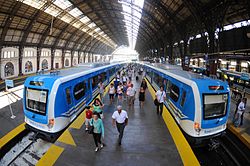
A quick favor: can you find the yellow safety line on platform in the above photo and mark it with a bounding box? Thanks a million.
[36,144,64,166]
[145,79,200,166]
[0,123,25,149]
[228,124,250,149]
[70,111,86,129]
[57,129,76,146]
[38,77,116,164]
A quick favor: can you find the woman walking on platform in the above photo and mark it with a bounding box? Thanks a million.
[108,83,116,104]
[92,98,104,119]
[90,112,105,152]
[139,87,145,108]
[117,82,123,105]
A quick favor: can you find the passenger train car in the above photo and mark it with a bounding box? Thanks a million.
[23,63,123,140]
[143,63,230,144]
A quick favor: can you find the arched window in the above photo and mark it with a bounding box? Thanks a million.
[65,59,69,67]
[73,59,77,65]
[4,62,14,77]
[41,59,48,69]
[25,61,33,72]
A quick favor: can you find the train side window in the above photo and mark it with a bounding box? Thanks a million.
[92,75,99,89]
[180,90,186,107]
[99,72,107,82]
[65,87,72,105]
[73,82,86,100]
[153,72,163,86]
[169,82,179,102]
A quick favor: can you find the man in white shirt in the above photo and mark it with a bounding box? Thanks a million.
[126,84,136,106]
[112,105,128,145]
[155,86,166,115]
[234,98,246,127]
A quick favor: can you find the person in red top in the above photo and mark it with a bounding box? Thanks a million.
[85,106,93,131]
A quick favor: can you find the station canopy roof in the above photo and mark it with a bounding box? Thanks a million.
[0,0,249,55]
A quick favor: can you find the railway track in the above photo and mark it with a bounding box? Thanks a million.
[0,132,52,166]
[193,129,250,166]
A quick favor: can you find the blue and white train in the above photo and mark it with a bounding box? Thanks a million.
[23,63,123,140]
[143,63,230,144]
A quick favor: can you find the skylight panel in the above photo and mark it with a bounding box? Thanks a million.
[23,0,46,9]
[119,0,145,49]
[73,21,82,28]
[69,8,83,17]
[94,27,101,32]
[61,14,74,24]
[54,0,72,10]
[44,5,61,17]
[80,16,91,24]
[88,22,96,28]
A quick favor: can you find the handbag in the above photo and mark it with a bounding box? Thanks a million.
[88,126,94,134]
[88,119,94,134]
[154,98,159,106]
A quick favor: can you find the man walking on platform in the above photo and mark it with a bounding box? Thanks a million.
[112,105,128,145]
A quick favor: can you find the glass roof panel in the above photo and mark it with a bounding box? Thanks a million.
[61,14,74,24]
[80,16,91,24]
[44,5,61,17]
[88,22,96,28]
[20,0,116,48]
[73,21,82,28]
[69,7,83,17]
[54,0,72,10]
[119,0,145,49]
[22,0,46,9]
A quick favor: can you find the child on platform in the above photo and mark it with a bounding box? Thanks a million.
[85,106,93,131]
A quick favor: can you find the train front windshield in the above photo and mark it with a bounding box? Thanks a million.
[203,94,228,119]
[25,88,48,115]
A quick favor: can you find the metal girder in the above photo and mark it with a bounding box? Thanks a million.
[84,0,126,45]
[20,2,51,46]
[80,4,165,42]
[181,0,203,27]
[0,1,22,46]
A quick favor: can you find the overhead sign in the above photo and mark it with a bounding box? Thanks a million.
[5,79,14,88]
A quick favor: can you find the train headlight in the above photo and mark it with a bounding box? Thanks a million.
[48,119,55,130]
[194,122,201,135]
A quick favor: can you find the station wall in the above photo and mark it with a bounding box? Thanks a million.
[0,47,104,80]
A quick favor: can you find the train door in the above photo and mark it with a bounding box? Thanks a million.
[86,79,92,103]
[64,86,74,113]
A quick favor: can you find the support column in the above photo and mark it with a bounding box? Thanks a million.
[92,53,94,62]
[61,49,65,68]
[37,47,41,72]
[88,53,91,62]
[18,46,23,76]
[51,49,55,70]
[168,44,173,64]
[0,47,2,80]
[78,51,80,64]
[236,60,241,72]
[83,52,86,63]
[207,29,217,76]
[70,50,74,67]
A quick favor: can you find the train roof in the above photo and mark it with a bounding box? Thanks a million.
[144,63,226,86]
[25,63,122,86]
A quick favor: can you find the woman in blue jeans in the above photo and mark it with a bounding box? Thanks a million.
[90,112,105,152]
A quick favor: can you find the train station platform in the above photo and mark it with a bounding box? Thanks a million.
[37,75,199,166]
[227,97,250,149]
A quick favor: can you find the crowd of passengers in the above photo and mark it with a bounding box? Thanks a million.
[83,64,167,152]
